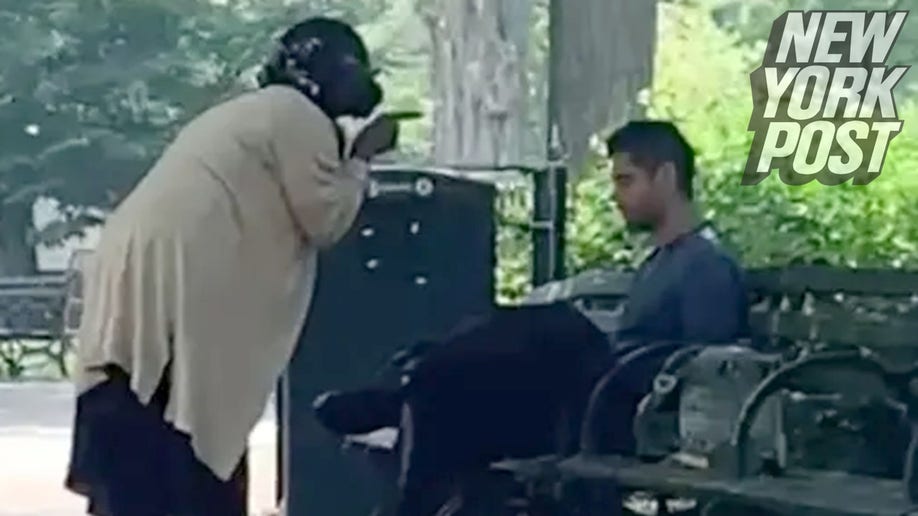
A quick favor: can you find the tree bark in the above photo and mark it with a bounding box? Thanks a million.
[550,0,658,176]
[0,202,38,276]
[420,0,534,166]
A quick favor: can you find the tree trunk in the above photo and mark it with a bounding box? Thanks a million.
[0,203,38,276]
[550,0,658,176]
[420,0,534,165]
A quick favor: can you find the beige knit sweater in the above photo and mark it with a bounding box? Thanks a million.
[73,85,368,480]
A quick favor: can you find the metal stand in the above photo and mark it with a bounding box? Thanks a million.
[532,131,567,288]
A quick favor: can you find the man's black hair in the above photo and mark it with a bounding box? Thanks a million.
[606,120,697,199]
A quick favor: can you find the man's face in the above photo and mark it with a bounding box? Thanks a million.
[610,152,664,231]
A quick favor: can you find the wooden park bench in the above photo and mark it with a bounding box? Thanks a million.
[492,264,918,516]
[0,251,91,378]
[0,273,69,377]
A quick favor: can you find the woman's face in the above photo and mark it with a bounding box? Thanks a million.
[316,53,382,119]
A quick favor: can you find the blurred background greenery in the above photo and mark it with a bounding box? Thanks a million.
[2,0,916,308]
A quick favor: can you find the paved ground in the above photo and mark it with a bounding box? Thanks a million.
[0,382,278,516]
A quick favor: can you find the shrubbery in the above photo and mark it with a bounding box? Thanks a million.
[496,3,918,303]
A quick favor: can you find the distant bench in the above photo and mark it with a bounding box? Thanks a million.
[0,251,90,378]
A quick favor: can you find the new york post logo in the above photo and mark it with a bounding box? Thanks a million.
[744,11,910,186]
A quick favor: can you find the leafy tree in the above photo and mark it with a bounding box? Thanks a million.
[1,0,255,273]
[0,0,422,274]
[564,0,918,284]
[7,0,918,305]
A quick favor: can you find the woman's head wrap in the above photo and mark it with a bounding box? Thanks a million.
[259,17,381,119]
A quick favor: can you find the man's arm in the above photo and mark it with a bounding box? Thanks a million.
[267,88,369,250]
[678,252,749,343]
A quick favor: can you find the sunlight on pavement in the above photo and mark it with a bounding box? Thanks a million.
[0,382,278,516]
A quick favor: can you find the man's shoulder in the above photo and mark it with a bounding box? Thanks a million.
[679,231,746,281]
[685,233,739,260]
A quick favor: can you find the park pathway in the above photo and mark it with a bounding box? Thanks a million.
[0,382,278,516]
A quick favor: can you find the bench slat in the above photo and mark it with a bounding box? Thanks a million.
[525,269,632,305]
[749,266,918,297]
[750,311,918,348]
[530,266,918,304]
[557,455,915,516]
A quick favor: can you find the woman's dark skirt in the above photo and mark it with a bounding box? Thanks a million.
[65,365,248,516]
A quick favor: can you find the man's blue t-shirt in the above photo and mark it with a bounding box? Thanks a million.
[615,226,749,346]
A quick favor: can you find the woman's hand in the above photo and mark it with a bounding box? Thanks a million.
[351,114,399,161]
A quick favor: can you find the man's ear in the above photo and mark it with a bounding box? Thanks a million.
[656,161,678,193]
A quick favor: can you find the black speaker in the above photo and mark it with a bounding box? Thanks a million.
[279,168,497,516]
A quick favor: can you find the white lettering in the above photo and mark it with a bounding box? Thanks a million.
[793,121,835,174]
[776,12,823,63]
[823,68,868,118]
[788,66,831,120]
[860,66,908,118]
[850,11,908,63]
[758,122,801,172]
[813,12,850,64]
[764,67,799,118]
[867,121,903,172]
[827,121,869,175]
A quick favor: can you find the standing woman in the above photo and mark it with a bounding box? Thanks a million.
[65,17,398,516]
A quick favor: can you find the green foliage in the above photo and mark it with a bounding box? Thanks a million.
[701,0,918,92]
[357,0,432,160]
[494,183,533,304]
[465,0,918,303]
[5,0,918,295]
[0,0,425,253]
[554,0,918,294]
[1,0,261,265]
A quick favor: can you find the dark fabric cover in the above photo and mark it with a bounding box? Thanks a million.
[394,302,614,515]
[66,366,248,516]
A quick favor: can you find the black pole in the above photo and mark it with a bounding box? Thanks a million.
[532,0,567,288]
[531,143,567,287]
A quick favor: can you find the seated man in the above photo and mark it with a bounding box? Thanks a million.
[315,120,749,515]
[609,121,748,347]
[587,120,750,457]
